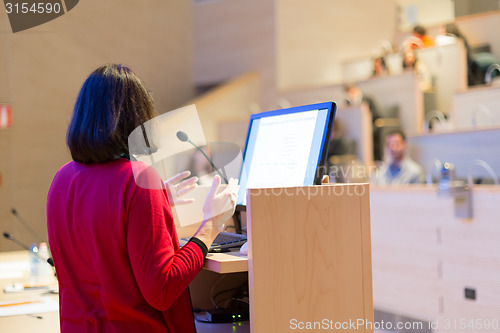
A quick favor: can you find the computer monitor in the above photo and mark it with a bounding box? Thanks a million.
[236,102,336,207]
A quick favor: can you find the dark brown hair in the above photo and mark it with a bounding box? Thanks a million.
[67,64,156,163]
[413,25,426,36]
[385,129,406,142]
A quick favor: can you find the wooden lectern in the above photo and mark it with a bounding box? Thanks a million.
[247,184,373,333]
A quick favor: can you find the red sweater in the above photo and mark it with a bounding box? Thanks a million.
[47,159,204,332]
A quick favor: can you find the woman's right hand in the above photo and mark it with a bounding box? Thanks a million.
[203,176,239,229]
[193,175,239,248]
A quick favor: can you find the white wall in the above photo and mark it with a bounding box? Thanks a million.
[193,0,276,110]
[396,0,455,31]
[277,0,398,90]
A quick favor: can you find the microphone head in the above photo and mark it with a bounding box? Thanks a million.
[11,208,17,215]
[176,131,189,142]
[47,257,54,267]
[3,232,11,239]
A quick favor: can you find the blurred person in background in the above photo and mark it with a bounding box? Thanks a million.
[344,84,383,161]
[404,24,435,50]
[436,22,474,85]
[373,129,425,185]
[402,48,433,91]
[372,56,388,77]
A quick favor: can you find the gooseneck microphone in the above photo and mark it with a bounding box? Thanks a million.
[11,208,41,242]
[3,231,30,251]
[176,131,228,183]
[2,232,54,267]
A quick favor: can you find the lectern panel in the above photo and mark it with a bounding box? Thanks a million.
[247,184,373,333]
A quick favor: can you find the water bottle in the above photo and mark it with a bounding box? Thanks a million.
[38,242,51,284]
[29,243,40,284]
[438,162,455,192]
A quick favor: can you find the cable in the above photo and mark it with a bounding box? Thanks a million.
[209,276,249,310]
[211,279,249,310]
[210,275,228,309]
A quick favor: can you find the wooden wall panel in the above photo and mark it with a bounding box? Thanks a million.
[0,0,194,251]
[189,72,259,143]
[0,8,13,250]
[280,84,345,108]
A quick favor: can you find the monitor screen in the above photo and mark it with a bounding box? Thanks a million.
[236,102,336,206]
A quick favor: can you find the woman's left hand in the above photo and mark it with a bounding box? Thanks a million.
[164,171,198,206]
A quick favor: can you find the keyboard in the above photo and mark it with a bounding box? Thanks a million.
[181,232,247,252]
[210,232,247,252]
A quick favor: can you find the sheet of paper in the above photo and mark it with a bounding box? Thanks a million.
[0,261,29,279]
[0,297,58,317]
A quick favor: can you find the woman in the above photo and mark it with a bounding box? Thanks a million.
[402,48,432,91]
[47,64,237,332]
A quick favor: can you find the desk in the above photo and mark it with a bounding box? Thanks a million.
[0,250,248,333]
[204,251,248,274]
[370,185,500,332]
[0,251,59,333]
